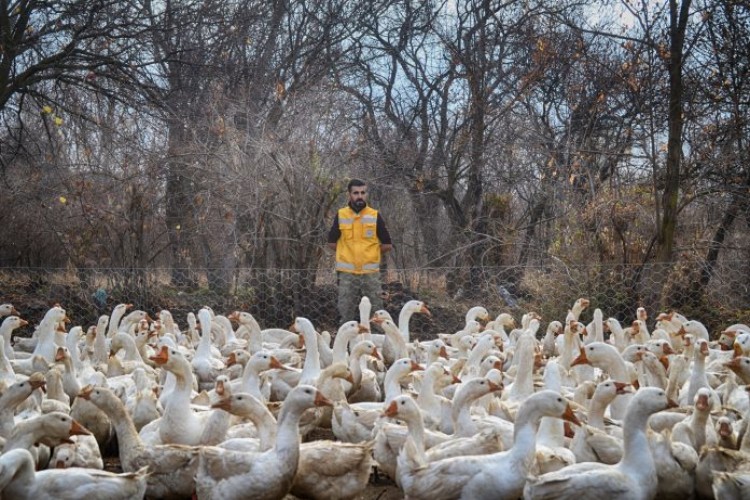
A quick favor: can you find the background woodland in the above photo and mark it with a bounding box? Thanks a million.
[0,0,749,330]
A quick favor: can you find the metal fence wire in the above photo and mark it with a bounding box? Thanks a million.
[1,259,749,337]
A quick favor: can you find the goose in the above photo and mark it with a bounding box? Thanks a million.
[501,332,537,403]
[49,430,104,469]
[672,387,718,452]
[636,349,669,389]
[44,366,70,410]
[357,295,373,343]
[605,317,629,353]
[377,300,431,365]
[648,427,699,500]
[712,470,750,499]
[193,309,226,390]
[224,350,278,402]
[78,384,203,499]
[372,317,409,363]
[416,362,459,433]
[524,387,678,500]
[347,340,382,403]
[215,392,278,451]
[541,320,563,359]
[125,379,162,432]
[535,360,577,473]
[716,415,738,450]
[11,306,67,374]
[682,338,721,410]
[397,390,580,500]
[290,316,322,386]
[194,384,332,500]
[484,312,515,344]
[0,373,47,438]
[0,448,148,500]
[377,394,504,479]
[226,349,290,402]
[105,303,132,339]
[0,303,19,316]
[4,411,91,458]
[448,320,483,349]
[1,314,28,361]
[54,346,86,403]
[0,317,20,386]
[212,314,248,356]
[68,372,115,450]
[331,358,423,442]
[571,342,632,419]
[331,320,368,365]
[309,361,355,430]
[570,380,632,464]
[373,399,453,481]
[139,344,214,446]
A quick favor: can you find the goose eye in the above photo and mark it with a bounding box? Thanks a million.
[354,411,360,417]
[400,400,405,405]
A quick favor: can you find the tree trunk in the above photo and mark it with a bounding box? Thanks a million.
[656,0,691,263]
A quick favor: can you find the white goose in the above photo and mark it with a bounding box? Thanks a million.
[1,314,28,361]
[0,373,47,438]
[194,384,332,500]
[12,306,67,374]
[78,384,203,499]
[0,317,22,386]
[570,380,632,465]
[139,345,214,446]
[524,387,678,500]
[571,342,633,419]
[0,448,148,500]
[193,309,226,390]
[397,390,580,500]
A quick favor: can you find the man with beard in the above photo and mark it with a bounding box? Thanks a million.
[327,178,393,323]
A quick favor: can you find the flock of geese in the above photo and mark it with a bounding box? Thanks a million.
[0,297,750,499]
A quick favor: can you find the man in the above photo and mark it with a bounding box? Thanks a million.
[327,179,393,322]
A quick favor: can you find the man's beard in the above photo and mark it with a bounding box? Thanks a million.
[352,199,366,211]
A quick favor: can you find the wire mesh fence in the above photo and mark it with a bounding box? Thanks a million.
[1,259,749,337]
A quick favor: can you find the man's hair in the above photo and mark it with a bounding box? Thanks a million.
[347,178,367,192]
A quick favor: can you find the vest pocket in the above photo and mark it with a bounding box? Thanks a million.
[363,222,377,239]
[341,226,354,240]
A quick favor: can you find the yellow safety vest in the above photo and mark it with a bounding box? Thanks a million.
[335,206,381,274]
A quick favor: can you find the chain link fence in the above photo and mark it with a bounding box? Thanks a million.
[2,259,749,338]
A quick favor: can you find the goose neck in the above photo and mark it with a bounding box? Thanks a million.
[620,405,654,470]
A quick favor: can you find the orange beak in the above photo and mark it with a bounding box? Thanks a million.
[571,347,589,367]
[314,391,333,407]
[69,419,92,437]
[148,345,169,365]
[382,400,398,418]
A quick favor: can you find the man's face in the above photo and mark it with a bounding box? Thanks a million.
[348,185,367,210]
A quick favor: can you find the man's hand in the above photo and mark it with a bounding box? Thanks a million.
[328,242,337,251]
[381,243,393,253]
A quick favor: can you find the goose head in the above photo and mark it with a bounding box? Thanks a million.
[351,340,381,360]
[404,300,431,317]
[593,380,633,404]
[1,315,28,333]
[0,304,19,316]
[382,394,420,421]
[520,390,582,426]
[212,392,267,417]
[286,384,333,410]
[37,411,92,442]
